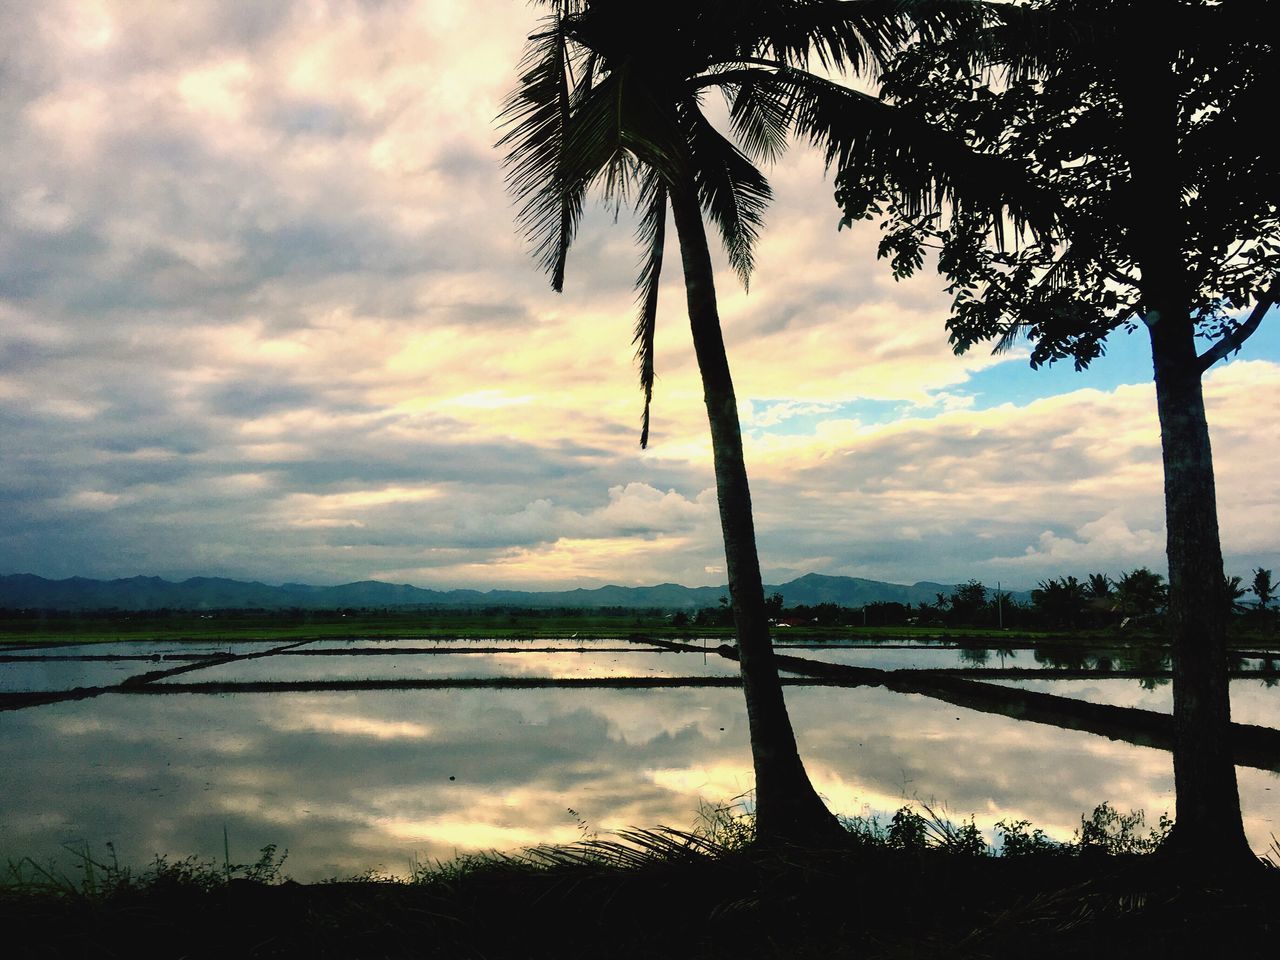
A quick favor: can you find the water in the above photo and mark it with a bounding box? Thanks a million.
[777,646,1017,670]
[0,657,159,692]
[1,640,1277,880]
[4,640,258,658]
[990,677,1280,726]
[152,649,742,683]
[297,637,668,651]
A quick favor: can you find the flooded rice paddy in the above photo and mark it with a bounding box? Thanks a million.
[1,636,1277,880]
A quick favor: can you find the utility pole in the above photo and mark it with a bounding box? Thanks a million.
[997,581,1003,630]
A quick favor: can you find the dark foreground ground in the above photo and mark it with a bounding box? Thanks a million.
[4,834,1277,959]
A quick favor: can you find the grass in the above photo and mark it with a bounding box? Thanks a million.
[4,608,1275,648]
[3,804,1276,958]
[0,610,725,646]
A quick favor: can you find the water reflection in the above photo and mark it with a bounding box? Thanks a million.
[991,677,1280,727]
[1031,646,1172,686]
[0,658,149,693]
[783,647,1011,670]
[4,641,254,658]
[298,637,667,652]
[1,679,1276,880]
[152,650,742,683]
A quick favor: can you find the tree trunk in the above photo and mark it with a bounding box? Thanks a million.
[1118,46,1255,870]
[1148,314,1253,869]
[668,179,843,844]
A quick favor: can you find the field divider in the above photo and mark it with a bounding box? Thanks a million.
[0,653,218,663]
[0,641,311,712]
[280,645,659,655]
[119,638,320,687]
[121,677,758,692]
[638,637,713,653]
[715,645,1280,772]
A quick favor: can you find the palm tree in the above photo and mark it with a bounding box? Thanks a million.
[500,0,1032,844]
[1221,575,1246,618]
[498,0,924,843]
[1084,573,1112,601]
[1114,568,1169,624]
[1083,572,1114,627]
[1251,568,1274,612]
[1032,575,1086,629]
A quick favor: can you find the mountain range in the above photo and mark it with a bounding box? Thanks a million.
[0,572,1032,612]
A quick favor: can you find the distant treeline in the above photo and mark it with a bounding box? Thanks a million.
[680,566,1277,632]
[3,566,1273,635]
[0,605,675,624]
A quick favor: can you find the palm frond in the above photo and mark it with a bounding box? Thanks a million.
[632,172,668,448]
[970,3,1098,82]
[780,65,1058,237]
[991,320,1031,356]
[682,103,772,289]
[723,72,793,165]
[497,13,584,290]
[514,827,724,872]
[743,0,907,74]
[568,64,687,187]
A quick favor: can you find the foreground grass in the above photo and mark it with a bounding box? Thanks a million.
[4,806,1276,959]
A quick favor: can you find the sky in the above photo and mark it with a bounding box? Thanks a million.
[1,0,1277,593]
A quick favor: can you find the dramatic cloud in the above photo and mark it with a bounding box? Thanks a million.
[2,1,1277,591]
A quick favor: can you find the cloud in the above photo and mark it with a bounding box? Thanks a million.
[995,511,1167,570]
[1,1,1277,591]
[746,399,844,428]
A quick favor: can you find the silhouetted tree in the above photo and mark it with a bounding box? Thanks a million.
[1251,568,1274,611]
[1080,572,1116,626]
[947,579,989,626]
[501,0,958,842]
[1084,573,1112,601]
[1222,575,1247,617]
[1032,576,1087,629]
[862,600,909,627]
[831,0,1273,866]
[1114,568,1169,624]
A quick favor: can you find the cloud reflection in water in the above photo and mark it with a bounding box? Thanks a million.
[0,679,1276,879]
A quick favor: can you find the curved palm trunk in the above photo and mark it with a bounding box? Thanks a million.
[668,179,843,844]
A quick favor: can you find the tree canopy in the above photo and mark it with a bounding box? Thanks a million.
[828,0,1274,868]
[834,0,1277,369]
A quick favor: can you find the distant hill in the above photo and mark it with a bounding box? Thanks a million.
[0,572,1029,612]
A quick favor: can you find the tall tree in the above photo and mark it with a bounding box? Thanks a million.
[1083,573,1112,602]
[1251,568,1274,611]
[1222,575,1247,617]
[499,0,956,842]
[1114,567,1169,624]
[1032,575,1086,629]
[947,578,989,626]
[831,0,1276,866]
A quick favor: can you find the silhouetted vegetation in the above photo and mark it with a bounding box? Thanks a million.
[3,804,1275,959]
[6,564,1277,650]
[836,0,1274,867]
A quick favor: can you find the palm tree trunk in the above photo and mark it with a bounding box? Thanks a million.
[1149,311,1252,868]
[668,178,843,844]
